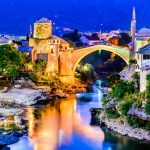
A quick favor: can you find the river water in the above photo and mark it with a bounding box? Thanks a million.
[9,81,150,150]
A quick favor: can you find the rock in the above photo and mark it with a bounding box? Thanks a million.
[2,147,11,150]
[128,108,150,121]
[11,131,24,137]
[105,98,118,109]
[0,134,19,146]
[99,114,150,141]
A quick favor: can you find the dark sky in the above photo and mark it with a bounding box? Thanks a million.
[0,0,149,35]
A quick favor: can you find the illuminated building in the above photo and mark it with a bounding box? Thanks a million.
[29,18,70,73]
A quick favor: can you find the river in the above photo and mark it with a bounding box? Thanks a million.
[9,81,150,150]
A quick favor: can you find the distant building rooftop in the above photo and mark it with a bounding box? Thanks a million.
[138,44,150,54]
[84,35,100,41]
[138,27,150,35]
[0,36,12,45]
[36,17,51,23]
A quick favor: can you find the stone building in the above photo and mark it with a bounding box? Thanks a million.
[137,44,150,92]
[29,18,71,73]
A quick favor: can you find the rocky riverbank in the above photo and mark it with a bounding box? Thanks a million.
[99,112,150,141]
[90,109,150,142]
[0,79,88,149]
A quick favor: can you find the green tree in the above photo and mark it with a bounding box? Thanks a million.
[118,100,134,115]
[75,63,97,83]
[0,45,22,80]
[33,60,47,81]
[132,72,140,91]
[112,80,135,100]
[145,74,150,115]
[107,74,120,87]
[119,33,132,46]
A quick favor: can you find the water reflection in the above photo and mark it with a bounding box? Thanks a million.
[26,96,104,150]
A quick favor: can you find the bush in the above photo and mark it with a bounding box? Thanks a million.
[146,122,150,130]
[118,100,134,116]
[127,116,146,128]
[112,80,135,100]
[107,74,120,87]
[105,108,120,119]
[145,101,150,115]
[102,97,108,107]
[29,73,38,83]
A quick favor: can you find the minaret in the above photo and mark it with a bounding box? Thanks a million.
[131,6,136,52]
[29,25,33,38]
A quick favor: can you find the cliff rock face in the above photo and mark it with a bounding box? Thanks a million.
[128,108,150,121]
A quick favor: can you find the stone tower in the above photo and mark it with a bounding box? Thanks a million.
[131,6,136,52]
[33,18,52,39]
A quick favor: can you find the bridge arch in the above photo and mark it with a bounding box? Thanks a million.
[72,45,131,74]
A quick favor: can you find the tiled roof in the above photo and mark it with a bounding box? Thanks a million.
[138,44,150,54]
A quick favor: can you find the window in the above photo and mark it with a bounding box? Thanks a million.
[51,49,54,53]
[143,54,150,60]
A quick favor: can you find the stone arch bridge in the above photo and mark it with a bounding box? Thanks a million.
[51,45,131,83]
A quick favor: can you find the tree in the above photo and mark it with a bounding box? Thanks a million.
[107,74,120,87]
[118,100,133,115]
[112,80,135,99]
[75,63,97,83]
[146,74,150,100]
[119,33,132,46]
[132,72,140,91]
[0,45,22,80]
[145,74,150,115]
[33,60,47,81]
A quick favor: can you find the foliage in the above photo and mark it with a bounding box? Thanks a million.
[112,80,135,100]
[145,122,150,130]
[107,74,120,87]
[102,96,108,107]
[33,60,47,80]
[75,63,97,83]
[118,33,132,46]
[108,33,131,47]
[146,74,150,100]
[62,29,82,47]
[0,45,23,79]
[127,116,146,128]
[145,101,150,115]
[104,108,120,119]
[118,100,134,115]
[132,72,140,91]
[129,59,137,66]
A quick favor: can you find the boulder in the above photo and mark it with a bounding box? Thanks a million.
[2,147,11,150]
[11,131,24,137]
[0,134,19,146]
[128,108,150,121]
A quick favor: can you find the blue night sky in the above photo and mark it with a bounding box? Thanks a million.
[0,0,149,35]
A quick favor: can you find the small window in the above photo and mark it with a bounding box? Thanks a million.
[143,54,150,60]
[51,49,54,53]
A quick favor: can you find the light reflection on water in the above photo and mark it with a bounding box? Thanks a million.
[10,93,104,150]
[10,82,150,150]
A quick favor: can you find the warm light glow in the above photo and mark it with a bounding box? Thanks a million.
[26,97,104,150]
